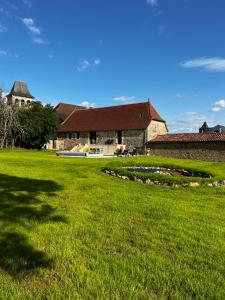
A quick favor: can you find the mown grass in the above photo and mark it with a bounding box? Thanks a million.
[0,150,224,299]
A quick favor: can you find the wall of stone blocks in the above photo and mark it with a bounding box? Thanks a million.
[147,120,168,141]
[148,142,225,162]
[96,131,117,145]
[122,130,146,149]
[57,129,146,150]
[57,132,89,150]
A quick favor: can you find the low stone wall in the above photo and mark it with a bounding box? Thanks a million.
[148,142,225,162]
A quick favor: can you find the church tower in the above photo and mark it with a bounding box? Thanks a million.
[7,81,35,107]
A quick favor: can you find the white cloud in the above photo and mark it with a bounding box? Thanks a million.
[169,112,212,133]
[22,18,41,35]
[176,93,185,99]
[77,58,101,72]
[211,99,225,112]
[175,92,199,100]
[22,0,32,8]
[77,60,91,72]
[32,36,46,44]
[22,18,33,27]
[113,96,135,102]
[0,50,7,56]
[22,17,48,44]
[0,23,7,32]
[181,57,225,72]
[2,91,8,98]
[79,101,95,108]
[147,0,158,7]
[0,49,18,58]
[94,58,101,65]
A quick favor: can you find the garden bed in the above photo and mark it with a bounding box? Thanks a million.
[103,160,225,187]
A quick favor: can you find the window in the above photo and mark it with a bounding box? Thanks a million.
[90,132,97,144]
[69,132,80,139]
[140,112,144,119]
[15,99,19,106]
[58,132,67,139]
[21,99,25,106]
[27,100,31,105]
[117,131,122,144]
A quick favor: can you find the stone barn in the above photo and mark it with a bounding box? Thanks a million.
[56,100,168,154]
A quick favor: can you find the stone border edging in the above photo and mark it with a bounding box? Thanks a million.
[104,169,225,187]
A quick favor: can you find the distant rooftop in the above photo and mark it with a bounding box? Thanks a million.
[54,102,87,122]
[8,81,34,99]
[148,133,225,143]
[199,122,225,133]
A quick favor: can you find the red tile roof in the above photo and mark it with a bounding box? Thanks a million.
[54,102,86,122]
[58,101,165,132]
[148,133,225,143]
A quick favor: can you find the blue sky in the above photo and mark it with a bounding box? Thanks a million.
[1,0,225,132]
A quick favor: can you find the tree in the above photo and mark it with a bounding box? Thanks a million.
[0,89,22,149]
[18,101,59,149]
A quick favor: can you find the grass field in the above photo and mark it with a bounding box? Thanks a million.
[0,150,224,299]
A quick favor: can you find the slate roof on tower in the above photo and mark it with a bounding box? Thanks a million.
[58,100,166,132]
[8,81,34,99]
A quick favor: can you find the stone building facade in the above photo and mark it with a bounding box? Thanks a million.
[147,133,225,162]
[55,100,168,153]
[7,81,34,107]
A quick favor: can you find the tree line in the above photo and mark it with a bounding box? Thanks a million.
[0,89,59,150]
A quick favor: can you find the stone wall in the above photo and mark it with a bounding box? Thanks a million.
[122,129,145,149]
[96,131,117,145]
[147,120,168,141]
[57,129,146,151]
[148,141,225,162]
[57,132,89,150]
[7,95,33,106]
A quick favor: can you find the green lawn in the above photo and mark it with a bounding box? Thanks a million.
[0,151,224,299]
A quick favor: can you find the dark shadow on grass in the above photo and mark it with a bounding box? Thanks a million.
[0,173,64,278]
[0,174,65,224]
[0,232,52,278]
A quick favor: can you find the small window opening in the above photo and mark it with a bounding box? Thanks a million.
[117,130,122,144]
[90,132,96,144]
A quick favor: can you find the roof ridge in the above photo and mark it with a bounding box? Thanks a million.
[69,101,149,114]
[58,102,82,106]
[147,100,166,122]
[161,132,225,135]
[61,107,79,125]
[148,132,225,144]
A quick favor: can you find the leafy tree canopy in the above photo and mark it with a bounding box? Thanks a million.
[19,101,59,149]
